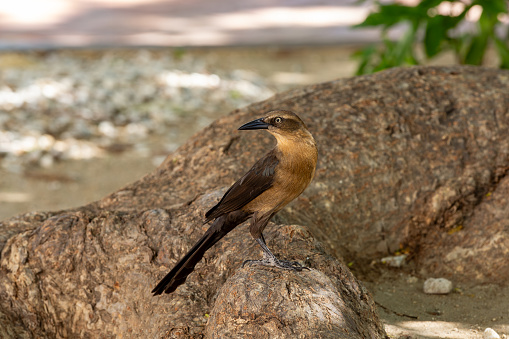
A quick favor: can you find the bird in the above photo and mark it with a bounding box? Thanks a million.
[152,110,318,295]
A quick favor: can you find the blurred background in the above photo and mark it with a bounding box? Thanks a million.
[1,0,508,220]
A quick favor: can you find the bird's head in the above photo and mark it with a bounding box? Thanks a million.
[238,110,314,146]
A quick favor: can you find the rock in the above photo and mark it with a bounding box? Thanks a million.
[39,153,54,168]
[483,328,501,339]
[2,65,509,336]
[423,278,453,295]
[206,225,386,339]
[0,207,386,338]
[381,254,407,268]
[95,65,509,285]
[98,121,117,138]
[406,276,418,284]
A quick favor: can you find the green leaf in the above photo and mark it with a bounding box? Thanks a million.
[424,12,467,58]
[424,16,447,57]
[378,3,422,20]
[442,12,466,29]
[356,11,393,28]
[391,22,419,65]
[353,45,377,75]
[474,0,508,15]
[479,8,499,32]
[352,0,508,73]
[493,36,509,69]
[355,3,421,28]
[463,34,489,65]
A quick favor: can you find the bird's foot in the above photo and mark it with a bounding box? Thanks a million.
[242,257,309,271]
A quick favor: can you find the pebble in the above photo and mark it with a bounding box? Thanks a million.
[406,275,418,284]
[423,277,453,295]
[39,153,54,168]
[380,254,407,268]
[483,328,501,339]
[0,50,276,170]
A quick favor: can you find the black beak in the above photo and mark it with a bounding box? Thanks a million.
[238,118,269,130]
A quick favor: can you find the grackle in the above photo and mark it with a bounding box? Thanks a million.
[152,110,317,295]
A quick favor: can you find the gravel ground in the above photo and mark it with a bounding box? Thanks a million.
[0,49,278,172]
[1,46,507,339]
[0,46,358,220]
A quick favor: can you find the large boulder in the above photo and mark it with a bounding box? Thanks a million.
[97,65,509,283]
[205,225,385,339]
[0,197,385,338]
[2,65,509,337]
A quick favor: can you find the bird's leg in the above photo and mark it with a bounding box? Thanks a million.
[242,234,308,271]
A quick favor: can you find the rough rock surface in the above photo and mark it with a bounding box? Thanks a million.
[1,65,509,337]
[206,226,385,339]
[0,198,385,338]
[97,65,509,283]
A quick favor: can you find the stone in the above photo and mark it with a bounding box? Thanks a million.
[483,328,501,339]
[381,254,407,268]
[206,225,386,339]
[95,65,509,285]
[2,65,509,337]
[423,278,453,295]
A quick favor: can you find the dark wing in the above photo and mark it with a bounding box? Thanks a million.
[205,149,279,222]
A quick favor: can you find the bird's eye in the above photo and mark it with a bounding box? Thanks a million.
[274,117,283,124]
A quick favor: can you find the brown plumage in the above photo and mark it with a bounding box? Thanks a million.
[152,110,318,295]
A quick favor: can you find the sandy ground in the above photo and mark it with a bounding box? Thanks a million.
[362,269,509,338]
[1,47,507,339]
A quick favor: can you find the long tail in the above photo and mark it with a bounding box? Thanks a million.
[151,211,248,295]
